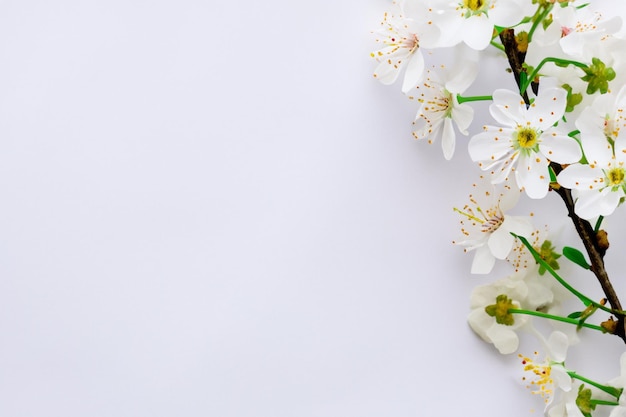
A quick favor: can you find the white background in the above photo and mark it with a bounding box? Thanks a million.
[1,1,626,416]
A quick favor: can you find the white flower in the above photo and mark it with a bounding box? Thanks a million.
[410,49,477,159]
[557,86,626,219]
[453,178,533,274]
[371,1,443,93]
[433,0,530,50]
[553,2,622,58]
[468,88,582,199]
[519,331,573,411]
[468,271,531,354]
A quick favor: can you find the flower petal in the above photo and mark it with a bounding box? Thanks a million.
[441,117,455,160]
[515,153,550,199]
[539,131,582,164]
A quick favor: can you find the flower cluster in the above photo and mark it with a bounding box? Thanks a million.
[372,1,626,416]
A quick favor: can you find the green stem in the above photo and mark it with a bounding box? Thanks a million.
[509,309,606,332]
[456,94,492,104]
[594,216,604,233]
[513,234,614,314]
[521,57,588,94]
[568,371,623,398]
[591,399,619,406]
[527,4,553,43]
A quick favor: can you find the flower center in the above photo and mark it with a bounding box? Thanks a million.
[605,167,625,187]
[513,126,540,154]
[463,0,485,11]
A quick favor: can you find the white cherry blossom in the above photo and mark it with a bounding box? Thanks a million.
[468,271,531,354]
[519,331,573,412]
[371,1,443,93]
[433,0,530,50]
[557,85,626,219]
[468,87,582,199]
[409,49,477,159]
[453,178,533,274]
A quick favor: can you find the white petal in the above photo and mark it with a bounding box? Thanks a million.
[575,188,622,219]
[527,87,567,129]
[488,0,523,27]
[471,245,496,274]
[557,164,602,190]
[488,226,515,260]
[515,154,550,199]
[468,128,514,162]
[467,309,492,341]
[441,117,455,160]
[401,50,425,93]
[503,216,533,239]
[490,89,526,126]
[485,325,519,354]
[551,365,572,392]
[547,331,569,362]
[452,103,474,134]
[373,57,402,85]
[462,15,493,50]
[539,131,582,164]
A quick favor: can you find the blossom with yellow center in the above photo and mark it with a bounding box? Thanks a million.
[468,87,582,199]
[558,85,626,219]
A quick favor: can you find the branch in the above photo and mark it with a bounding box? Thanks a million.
[499,28,626,341]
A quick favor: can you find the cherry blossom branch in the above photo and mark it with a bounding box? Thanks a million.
[500,29,626,342]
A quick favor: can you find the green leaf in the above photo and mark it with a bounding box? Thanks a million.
[568,311,583,319]
[563,246,591,270]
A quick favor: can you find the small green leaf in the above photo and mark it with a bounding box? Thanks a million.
[563,246,591,269]
[568,311,583,319]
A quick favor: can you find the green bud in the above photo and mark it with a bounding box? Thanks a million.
[537,240,561,275]
[581,57,616,94]
[575,384,595,415]
[485,295,517,326]
[562,84,583,113]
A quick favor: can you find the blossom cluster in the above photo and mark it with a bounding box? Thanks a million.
[372,0,626,415]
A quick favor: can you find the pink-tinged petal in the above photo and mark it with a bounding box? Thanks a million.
[557,164,603,190]
[490,89,526,126]
[452,103,474,134]
[485,325,519,354]
[468,128,514,162]
[515,154,550,199]
[401,50,425,93]
[574,188,622,220]
[539,131,582,164]
[489,226,515,260]
[471,245,496,274]
[462,15,493,50]
[527,87,567,129]
[441,117,455,160]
